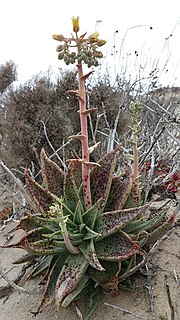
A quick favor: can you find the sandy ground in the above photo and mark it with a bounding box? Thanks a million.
[0,183,180,320]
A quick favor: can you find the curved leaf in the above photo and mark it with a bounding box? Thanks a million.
[62,274,90,307]
[79,239,105,271]
[55,253,88,304]
[25,170,54,215]
[90,144,121,210]
[2,227,68,255]
[95,231,144,261]
[83,285,100,320]
[95,204,148,239]
[88,260,121,290]
[147,213,176,245]
[40,148,65,197]
[64,163,80,214]
[105,162,133,211]
[38,253,69,312]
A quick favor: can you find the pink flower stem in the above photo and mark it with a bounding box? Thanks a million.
[77,47,92,209]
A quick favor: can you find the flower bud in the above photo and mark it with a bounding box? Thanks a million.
[63,54,69,63]
[97,40,106,47]
[88,32,99,43]
[52,34,65,41]
[72,16,80,33]
[94,59,98,66]
[56,45,64,52]
[69,58,75,64]
[94,51,103,58]
[58,52,64,60]
[87,50,93,57]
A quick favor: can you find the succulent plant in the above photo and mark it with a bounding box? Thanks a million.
[2,146,176,319]
[0,17,176,320]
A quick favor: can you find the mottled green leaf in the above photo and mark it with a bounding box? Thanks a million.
[40,148,65,197]
[38,253,69,312]
[83,285,100,320]
[95,204,148,239]
[55,253,88,304]
[62,274,90,307]
[63,164,80,214]
[88,260,121,290]
[73,200,84,224]
[79,239,105,271]
[90,144,121,210]
[105,162,133,211]
[124,180,141,208]
[95,231,144,261]
[147,213,176,245]
[13,252,37,264]
[2,227,68,255]
[122,211,165,234]
[83,198,103,230]
[31,256,53,277]
[25,170,54,215]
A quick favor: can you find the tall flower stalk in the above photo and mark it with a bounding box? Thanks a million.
[53,17,106,209]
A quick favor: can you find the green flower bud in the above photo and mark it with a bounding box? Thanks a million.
[56,45,64,52]
[81,53,87,61]
[83,55,89,64]
[69,58,75,64]
[70,52,76,58]
[63,54,69,63]
[58,52,64,60]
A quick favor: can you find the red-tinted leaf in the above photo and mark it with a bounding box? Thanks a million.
[88,260,120,290]
[25,170,54,215]
[62,274,90,307]
[95,231,144,261]
[38,254,68,312]
[95,204,148,239]
[40,148,65,197]
[105,162,133,211]
[79,239,105,271]
[55,253,88,304]
[2,228,68,255]
[124,180,141,208]
[90,144,121,210]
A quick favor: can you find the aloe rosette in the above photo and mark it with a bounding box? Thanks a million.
[2,145,175,319]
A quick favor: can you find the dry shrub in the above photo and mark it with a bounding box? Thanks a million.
[0,61,17,94]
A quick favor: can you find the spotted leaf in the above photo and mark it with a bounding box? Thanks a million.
[90,144,121,210]
[1,227,68,255]
[105,162,133,211]
[38,253,69,312]
[55,253,88,304]
[25,170,54,215]
[95,204,148,239]
[40,148,65,197]
[95,231,145,261]
[147,213,176,245]
[79,239,105,271]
